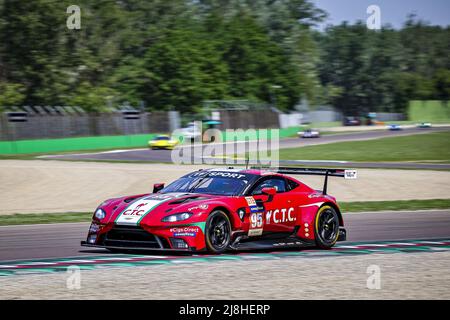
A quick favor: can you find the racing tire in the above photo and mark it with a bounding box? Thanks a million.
[314,205,340,249]
[205,210,231,254]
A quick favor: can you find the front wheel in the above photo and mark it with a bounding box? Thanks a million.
[205,210,231,253]
[314,205,340,249]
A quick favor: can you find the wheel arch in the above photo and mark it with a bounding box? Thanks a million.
[321,202,344,226]
[209,206,236,227]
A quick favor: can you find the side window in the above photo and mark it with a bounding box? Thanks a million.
[251,178,287,195]
[287,179,299,191]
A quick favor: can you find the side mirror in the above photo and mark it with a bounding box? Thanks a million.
[261,187,276,202]
[153,183,165,193]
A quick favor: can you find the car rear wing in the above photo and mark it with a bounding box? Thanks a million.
[252,166,357,195]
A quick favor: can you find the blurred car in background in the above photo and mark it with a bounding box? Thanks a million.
[343,116,361,126]
[149,135,179,150]
[388,124,403,131]
[180,122,202,142]
[298,128,320,138]
[417,122,432,128]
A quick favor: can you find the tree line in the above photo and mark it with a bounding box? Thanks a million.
[0,0,449,116]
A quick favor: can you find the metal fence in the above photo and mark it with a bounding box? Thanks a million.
[217,109,280,130]
[0,111,180,141]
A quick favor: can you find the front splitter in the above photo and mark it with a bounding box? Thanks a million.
[80,241,195,252]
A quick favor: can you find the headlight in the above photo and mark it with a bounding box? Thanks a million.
[161,212,192,222]
[94,208,106,220]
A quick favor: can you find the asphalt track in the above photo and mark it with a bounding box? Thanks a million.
[1,239,450,277]
[1,210,449,261]
[41,127,450,170]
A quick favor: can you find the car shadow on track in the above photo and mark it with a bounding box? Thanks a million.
[78,245,322,257]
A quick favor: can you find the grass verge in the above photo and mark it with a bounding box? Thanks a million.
[279,131,450,162]
[0,146,148,160]
[1,199,449,226]
[0,212,91,226]
[340,199,450,213]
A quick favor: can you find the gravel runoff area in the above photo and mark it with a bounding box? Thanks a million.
[1,160,450,214]
[1,252,449,299]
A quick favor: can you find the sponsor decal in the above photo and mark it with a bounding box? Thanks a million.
[273,241,303,246]
[187,204,209,211]
[265,207,296,224]
[174,232,196,237]
[189,171,247,179]
[245,196,262,213]
[115,194,184,226]
[122,203,147,217]
[170,226,200,237]
[248,228,263,237]
[344,170,357,179]
[245,196,256,206]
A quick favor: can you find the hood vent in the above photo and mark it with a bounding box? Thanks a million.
[124,197,138,203]
[169,196,209,205]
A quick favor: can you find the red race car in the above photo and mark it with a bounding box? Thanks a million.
[81,167,357,253]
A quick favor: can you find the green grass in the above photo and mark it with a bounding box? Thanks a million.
[279,131,450,162]
[0,154,38,160]
[1,199,449,225]
[0,145,149,160]
[0,212,91,226]
[340,199,450,213]
[409,100,450,122]
[309,121,342,128]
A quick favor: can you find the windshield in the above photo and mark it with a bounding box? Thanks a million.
[160,171,258,196]
[155,136,170,140]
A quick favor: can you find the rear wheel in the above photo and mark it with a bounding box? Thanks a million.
[314,205,340,249]
[205,210,231,253]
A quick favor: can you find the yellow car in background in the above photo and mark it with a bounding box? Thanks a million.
[148,135,179,150]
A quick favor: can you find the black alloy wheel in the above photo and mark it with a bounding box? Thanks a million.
[205,210,231,253]
[314,206,340,249]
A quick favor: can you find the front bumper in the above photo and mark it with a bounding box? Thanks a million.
[80,241,194,252]
[149,143,176,149]
[84,224,204,251]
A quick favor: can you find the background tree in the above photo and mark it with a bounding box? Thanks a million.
[0,1,448,115]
